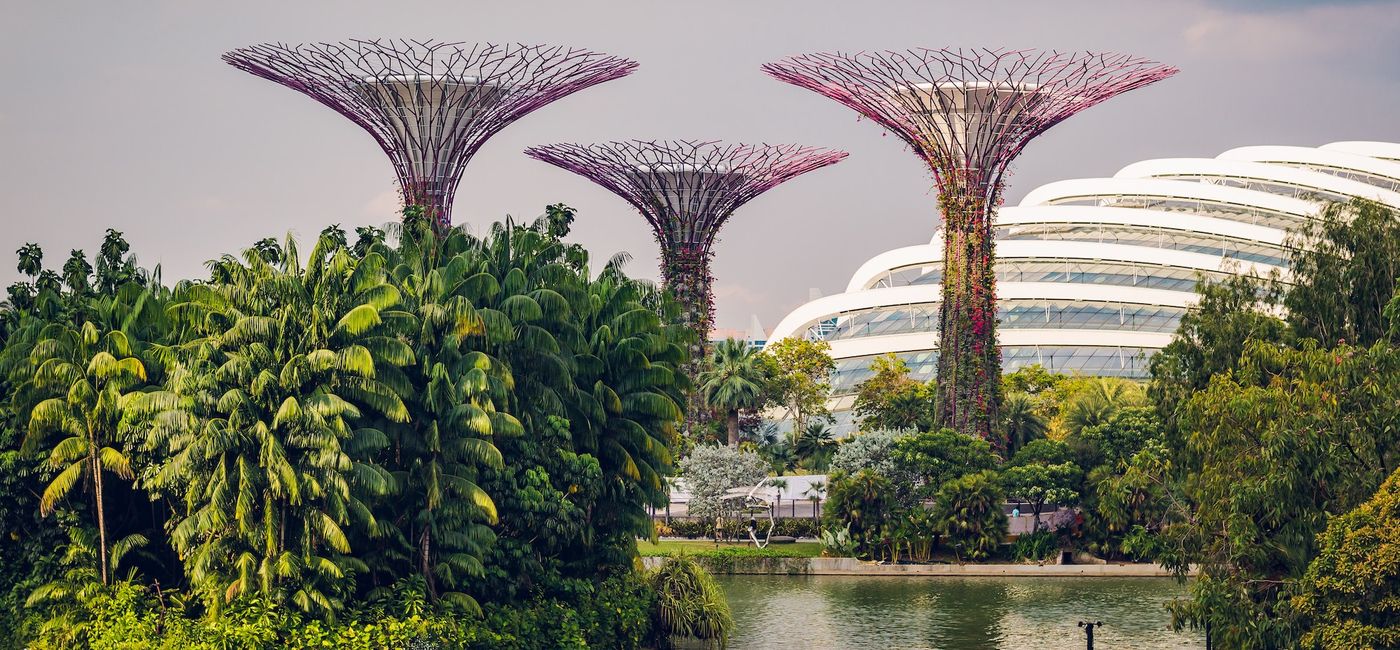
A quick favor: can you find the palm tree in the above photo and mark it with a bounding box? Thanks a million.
[1002,392,1048,457]
[795,422,835,470]
[698,338,768,446]
[804,481,826,520]
[23,320,147,585]
[570,265,685,539]
[1063,378,1145,436]
[769,478,788,517]
[374,217,514,608]
[154,232,406,615]
[470,216,686,547]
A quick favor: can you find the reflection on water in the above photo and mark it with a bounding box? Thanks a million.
[717,575,1202,649]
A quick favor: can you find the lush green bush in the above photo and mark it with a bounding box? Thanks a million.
[1010,530,1058,563]
[648,557,732,649]
[822,470,900,560]
[0,212,685,647]
[1293,466,1400,649]
[22,572,655,650]
[933,470,1008,561]
[658,516,821,540]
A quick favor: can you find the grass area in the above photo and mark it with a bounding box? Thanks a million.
[639,539,824,558]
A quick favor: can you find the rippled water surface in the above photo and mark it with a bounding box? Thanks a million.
[717,575,1202,649]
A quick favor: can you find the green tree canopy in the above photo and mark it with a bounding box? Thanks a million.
[851,353,935,432]
[1286,198,1400,347]
[1160,339,1400,647]
[762,337,834,443]
[1293,465,1400,649]
[892,428,997,501]
[698,338,771,446]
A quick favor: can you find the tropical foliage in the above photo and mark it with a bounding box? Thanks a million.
[0,208,694,648]
[1143,198,1400,647]
[648,556,733,649]
[1292,465,1400,649]
[697,338,770,446]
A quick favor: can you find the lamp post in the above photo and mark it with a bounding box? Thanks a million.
[1078,620,1103,650]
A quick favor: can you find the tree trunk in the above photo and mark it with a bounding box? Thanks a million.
[726,410,740,446]
[91,440,109,586]
[935,175,1003,444]
[420,526,434,596]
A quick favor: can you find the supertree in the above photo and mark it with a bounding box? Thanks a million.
[523,140,846,361]
[763,48,1177,441]
[223,39,638,232]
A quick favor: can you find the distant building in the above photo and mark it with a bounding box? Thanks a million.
[767,141,1400,436]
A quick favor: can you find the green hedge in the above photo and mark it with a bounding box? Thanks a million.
[657,517,822,540]
[22,573,654,650]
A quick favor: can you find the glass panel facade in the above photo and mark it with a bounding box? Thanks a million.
[829,346,1153,395]
[1158,175,1352,204]
[882,259,1234,292]
[995,224,1290,267]
[820,300,1184,341]
[1045,194,1306,230]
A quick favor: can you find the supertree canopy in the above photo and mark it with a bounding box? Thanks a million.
[224,39,638,231]
[524,140,846,358]
[763,48,1176,441]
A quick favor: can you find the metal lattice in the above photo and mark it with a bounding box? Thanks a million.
[224,39,638,230]
[762,48,1178,199]
[524,140,847,348]
[763,48,1177,440]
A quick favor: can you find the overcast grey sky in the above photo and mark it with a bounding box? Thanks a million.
[3,0,1399,332]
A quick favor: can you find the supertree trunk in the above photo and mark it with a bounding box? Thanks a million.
[661,243,716,437]
[935,172,1003,442]
[402,180,451,233]
[661,243,716,362]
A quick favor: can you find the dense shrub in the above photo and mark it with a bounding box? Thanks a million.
[1011,530,1058,563]
[828,430,904,479]
[657,517,821,540]
[22,573,656,650]
[648,557,732,649]
[821,470,900,560]
[933,470,1008,561]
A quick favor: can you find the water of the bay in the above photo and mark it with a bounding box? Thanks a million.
[716,574,1203,649]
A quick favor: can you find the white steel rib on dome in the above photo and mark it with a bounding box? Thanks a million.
[1112,158,1400,206]
[1322,141,1400,164]
[766,141,1400,434]
[846,207,1288,292]
[1218,145,1400,192]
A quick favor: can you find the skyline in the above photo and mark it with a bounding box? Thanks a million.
[3,0,1400,331]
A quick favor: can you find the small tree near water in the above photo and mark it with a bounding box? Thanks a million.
[679,445,768,520]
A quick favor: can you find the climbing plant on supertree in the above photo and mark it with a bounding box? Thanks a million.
[764,48,1176,442]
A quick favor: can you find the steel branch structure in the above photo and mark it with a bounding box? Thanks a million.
[763,48,1176,441]
[524,140,846,357]
[224,39,638,231]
